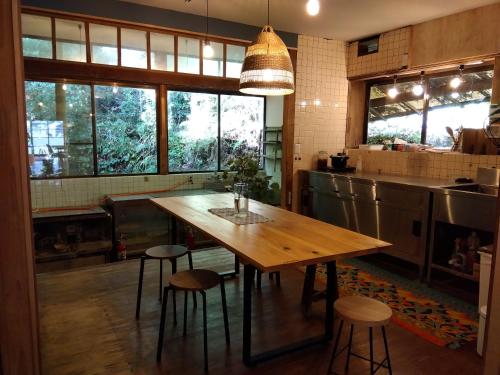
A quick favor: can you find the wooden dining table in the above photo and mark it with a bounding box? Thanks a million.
[151,193,391,367]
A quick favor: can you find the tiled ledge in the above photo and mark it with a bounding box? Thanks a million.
[346,149,500,180]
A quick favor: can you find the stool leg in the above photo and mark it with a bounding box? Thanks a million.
[159,259,163,301]
[382,326,393,375]
[256,270,262,289]
[183,291,188,336]
[369,327,374,375]
[156,287,170,362]
[201,291,208,373]
[220,277,230,346]
[188,251,197,308]
[135,256,146,319]
[275,272,281,287]
[269,272,273,280]
[345,324,354,372]
[327,319,344,374]
[171,258,177,325]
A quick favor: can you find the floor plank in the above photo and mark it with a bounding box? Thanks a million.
[37,248,483,374]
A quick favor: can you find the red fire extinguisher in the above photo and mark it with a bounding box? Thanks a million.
[116,235,127,260]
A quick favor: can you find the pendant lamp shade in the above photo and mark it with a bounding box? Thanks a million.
[239,25,294,96]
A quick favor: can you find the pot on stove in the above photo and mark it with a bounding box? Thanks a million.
[330,153,349,170]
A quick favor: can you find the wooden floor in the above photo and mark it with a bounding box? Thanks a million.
[37,248,483,375]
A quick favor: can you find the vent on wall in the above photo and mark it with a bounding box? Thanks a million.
[357,35,380,57]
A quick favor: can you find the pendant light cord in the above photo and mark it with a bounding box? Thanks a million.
[267,0,270,25]
[206,0,209,37]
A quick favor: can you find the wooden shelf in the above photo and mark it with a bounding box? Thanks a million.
[431,263,479,282]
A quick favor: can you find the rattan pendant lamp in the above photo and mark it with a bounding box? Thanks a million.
[239,0,295,96]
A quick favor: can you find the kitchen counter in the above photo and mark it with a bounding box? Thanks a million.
[307,170,454,190]
[105,188,218,204]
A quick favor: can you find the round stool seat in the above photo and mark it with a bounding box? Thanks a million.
[334,296,392,328]
[146,245,188,259]
[169,269,220,291]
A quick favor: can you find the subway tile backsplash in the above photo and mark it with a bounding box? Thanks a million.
[30,173,214,209]
[347,149,500,180]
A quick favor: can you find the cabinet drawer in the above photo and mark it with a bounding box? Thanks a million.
[376,184,427,210]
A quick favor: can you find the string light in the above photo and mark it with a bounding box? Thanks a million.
[306,0,320,16]
[387,75,399,99]
[412,71,424,96]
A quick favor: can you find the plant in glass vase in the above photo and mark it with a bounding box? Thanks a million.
[222,153,280,205]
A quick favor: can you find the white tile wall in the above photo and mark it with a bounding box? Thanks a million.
[291,35,349,210]
[30,173,214,209]
[347,149,500,180]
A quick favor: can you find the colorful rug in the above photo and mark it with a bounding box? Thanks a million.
[311,260,479,349]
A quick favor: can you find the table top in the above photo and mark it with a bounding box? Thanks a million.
[151,193,391,272]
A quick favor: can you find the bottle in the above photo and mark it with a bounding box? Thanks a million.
[116,238,127,261]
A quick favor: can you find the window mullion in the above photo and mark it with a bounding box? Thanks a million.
[217,94,221,172]
[90,83,98,176]
[421,77,430,145]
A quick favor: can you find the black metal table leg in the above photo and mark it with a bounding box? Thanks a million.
[243,264,256,366]
[256,270,262,289]
[159,259,163,301]
[183,291,188,336]
[301,264,317,311]
[234,256,240,275]
[369,327,374,375]
[171,258,177,325]
[220,277,230,345]
[382,326,393,375]
[135,255,146,319]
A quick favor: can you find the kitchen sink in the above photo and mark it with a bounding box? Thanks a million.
[442,184,499,196]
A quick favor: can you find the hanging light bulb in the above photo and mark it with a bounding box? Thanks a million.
[450,65,464,89]
[112,85,118,94]
[240,0,294,96]
[306,0,320,16]
[387,75,399,99]
[203,40,214,58]
[412,71,424,96]
[62,83,67,91]
[451,92,460,99]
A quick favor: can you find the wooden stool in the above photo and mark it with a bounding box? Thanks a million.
[255,270,281,289]
[327,295,393,375]
[156,269,230,373]
[135,245,196,320]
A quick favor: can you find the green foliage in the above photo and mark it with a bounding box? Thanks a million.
[222,154,279,205]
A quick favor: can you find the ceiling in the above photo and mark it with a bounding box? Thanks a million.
[122,0,499,41]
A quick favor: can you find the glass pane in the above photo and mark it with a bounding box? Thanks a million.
[25,81,94,177]
[427,69,493,147]
[121,28,147,68]
[55,19,86,62]
[367,80,424,144]
[177,37,200,74]
[226,44,245,78]
[89,23,117,65]
[220,95,264,169]
[22,14,52,58]
[168,91,218,172]
[94,85,158,174]
[203,42,223,77]
[150,32,175,71]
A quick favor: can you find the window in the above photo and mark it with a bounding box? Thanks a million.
[22,14,52,59]
[168,92,218,172]
[220,95,264,168]
[55,19,86,62]
[168,91,265,173]
[366,67,494,147]
[89,23,118,65]
[25,80,158,178]
[94,85,158,174]
[150,33,175,71]
[367,80,424,144]
[25,81,94,177]
[426,70,493,147]
[178,37,200,74]
[203,42,223,77]
[121,28,147,69]
[358,35,379,56]
[226,44,245,78]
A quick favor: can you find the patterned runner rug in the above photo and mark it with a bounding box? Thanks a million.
[311,260,478,349]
